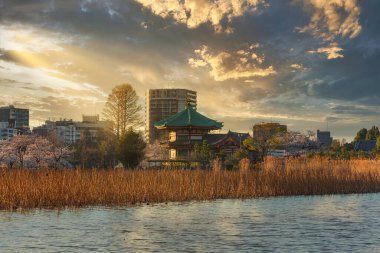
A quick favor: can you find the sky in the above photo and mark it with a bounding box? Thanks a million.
[0,0,379,141]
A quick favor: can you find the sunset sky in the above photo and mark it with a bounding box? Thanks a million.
[1,0,379,140]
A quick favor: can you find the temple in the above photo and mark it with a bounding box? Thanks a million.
[154,104,250,160]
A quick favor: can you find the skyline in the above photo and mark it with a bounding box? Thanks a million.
[1,0,379,141]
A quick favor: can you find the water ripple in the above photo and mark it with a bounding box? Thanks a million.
[1,194,380,252]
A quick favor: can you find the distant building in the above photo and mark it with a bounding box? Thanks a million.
[205,131,251,158]
[0,105,29,132]
[252,122,287,142]
[75,115,112,143]
[82,115,100,123]
[55,120,79,144]
[354,140,376,152]
[33,115,111,144]
[0,121,17,141]
[316,130,333,149]
[145,89,197,144]
[32,120,56,137]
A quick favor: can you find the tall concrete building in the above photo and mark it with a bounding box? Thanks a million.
[0,105,29,132]
[316,130,333,149]
[145,89,197,143]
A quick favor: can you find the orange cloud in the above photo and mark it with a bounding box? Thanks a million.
[189,45,276,81]
[135,0,267,33]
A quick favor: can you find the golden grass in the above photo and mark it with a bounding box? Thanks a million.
[1,157,380,210]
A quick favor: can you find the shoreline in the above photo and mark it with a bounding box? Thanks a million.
[3,192,380,213]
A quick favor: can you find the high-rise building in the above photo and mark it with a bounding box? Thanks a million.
[316,130,333,149]
[145,89,197,143]
[0,105,29,129]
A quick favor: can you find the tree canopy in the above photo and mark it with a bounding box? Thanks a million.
[103,84,142,138]
[117,128,146,168]
[354,128,368,142]
[366,126,380,140]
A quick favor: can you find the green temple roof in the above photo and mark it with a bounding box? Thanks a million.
[154,105,223,130]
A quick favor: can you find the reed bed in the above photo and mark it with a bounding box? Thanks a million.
[1,157,380,210]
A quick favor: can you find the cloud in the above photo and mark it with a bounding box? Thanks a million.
[0,24,73,53]
[80,0,123,19]
[290,63,303,69]
[330,104,380,116]
[290,63,304,73]
[297,0,362,59]
[308,42,344,59]
[1,0,379,140]
[134,0,267,33]
[0,59,107,126]
[188,45,276,81]
[0,60,106,99]
[297,0,362,41]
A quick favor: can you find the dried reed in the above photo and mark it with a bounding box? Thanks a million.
[0,157,379,211]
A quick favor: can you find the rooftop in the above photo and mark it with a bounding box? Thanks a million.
[154,104,223,130]
[205,131,250,145]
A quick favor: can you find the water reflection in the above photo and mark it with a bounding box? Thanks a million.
[1,194,380,252]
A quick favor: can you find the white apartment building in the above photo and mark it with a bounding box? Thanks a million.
[0,122,18,140]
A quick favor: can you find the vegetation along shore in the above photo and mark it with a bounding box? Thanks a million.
[1,157,379,211]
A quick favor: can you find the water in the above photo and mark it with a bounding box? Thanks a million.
[1,194,380,252]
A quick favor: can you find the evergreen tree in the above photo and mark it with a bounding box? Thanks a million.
[200,140,212,162]
[117,128,146,168]
[365,126,380,140]
[354,128,367,142]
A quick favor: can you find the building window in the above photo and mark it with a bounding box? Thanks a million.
[169,131,176,142]
[170,149,176,159]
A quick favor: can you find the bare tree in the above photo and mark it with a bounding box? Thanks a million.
[102,84,142,138]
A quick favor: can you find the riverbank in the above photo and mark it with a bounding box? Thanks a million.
[1,158,380,210]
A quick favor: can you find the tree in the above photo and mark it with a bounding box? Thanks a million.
[193,142,201,160]
[330,139,341,152]
[73,129,117,169]
[0,135,72,169]
[192,140,212,167]
[234,149,249,160]
[75,129,98,168]
[6,135,34,169]
[200,140,212,162]
[50,142,73,169]
[144,140,167,160]
[354,128,367,142]
[366,126,380,140]
[103,84,142,138]
[97,129,117,168]
[376,137,380,151]
[117,128,146,168]
[25,137,52,168]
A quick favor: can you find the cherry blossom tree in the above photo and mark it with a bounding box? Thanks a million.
[144,140,167,160]
[0,135,73,169]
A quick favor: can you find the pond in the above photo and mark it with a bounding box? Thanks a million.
[1,194,379,252]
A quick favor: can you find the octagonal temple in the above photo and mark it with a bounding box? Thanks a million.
[154,104,223,160]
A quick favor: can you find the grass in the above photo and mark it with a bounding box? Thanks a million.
[0,157,380,210]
